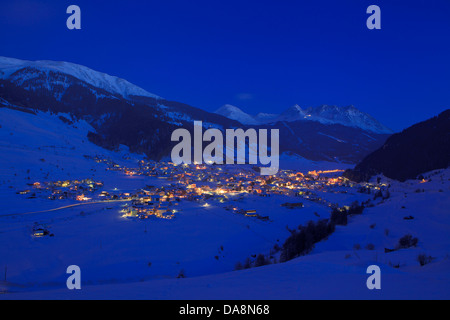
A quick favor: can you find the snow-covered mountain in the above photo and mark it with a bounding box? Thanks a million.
[215,103,393,134]
[278,104,393,134]
[0,56,161,100]
[215,104,260,125]
[0,56,242,160]
[0,56,390,163]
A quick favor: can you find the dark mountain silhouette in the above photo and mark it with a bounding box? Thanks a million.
[344,109,450,182]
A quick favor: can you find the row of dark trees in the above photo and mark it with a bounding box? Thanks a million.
[280,219,335,262]
[234,201,367,269]
[280,201,366,263]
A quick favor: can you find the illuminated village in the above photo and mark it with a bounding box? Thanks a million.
[17,156,390,230]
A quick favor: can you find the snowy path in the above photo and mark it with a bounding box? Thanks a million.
[0,200,131,217]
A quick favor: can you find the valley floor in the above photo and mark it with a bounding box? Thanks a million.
[1,168,449,300]
[0,107,449,299]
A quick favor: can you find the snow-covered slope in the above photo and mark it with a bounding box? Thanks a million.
[0,56,161,100]
[0,106,347,296]
[3,163,449,299]
[0,105,145,194]
[0,105,447,299]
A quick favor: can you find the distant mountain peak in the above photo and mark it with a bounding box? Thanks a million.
[214,103,391,133]
[214,104,260,125]
[278,104,392,134]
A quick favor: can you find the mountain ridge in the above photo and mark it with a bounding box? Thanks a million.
[0,56,161,100]
[0,56,390,164]
[344,109,450,182]
[215,103,393,134]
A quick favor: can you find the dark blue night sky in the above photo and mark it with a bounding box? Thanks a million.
[1,0,449,131]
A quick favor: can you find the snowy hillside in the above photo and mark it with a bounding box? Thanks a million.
[0,106,342,295]
[0,106,147,215]
[0,56,161,100]
[0,105,448,299]
[2,157,449,299]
